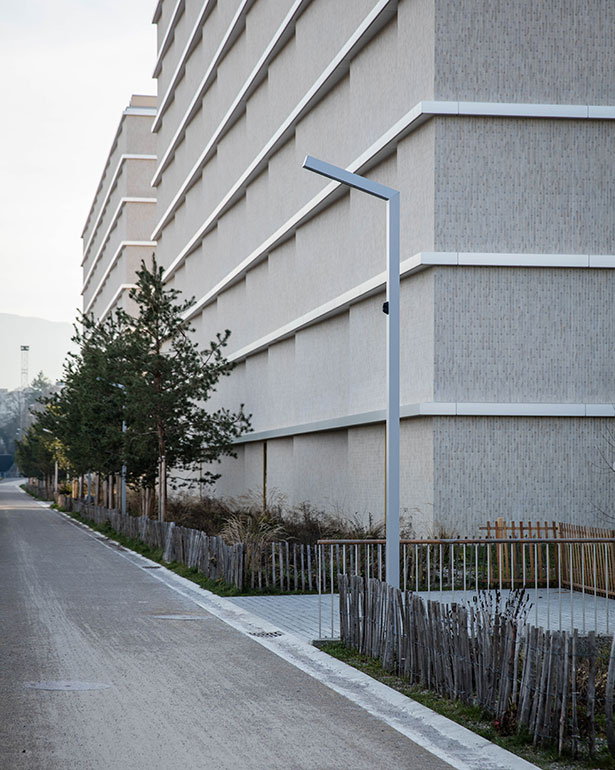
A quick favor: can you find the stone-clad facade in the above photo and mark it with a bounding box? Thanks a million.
[82,95,157,321]
[91,1,615,535]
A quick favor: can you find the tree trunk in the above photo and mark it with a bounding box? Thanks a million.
[146,487,155,519]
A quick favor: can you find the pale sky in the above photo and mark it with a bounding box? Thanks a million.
[0,0,157,324]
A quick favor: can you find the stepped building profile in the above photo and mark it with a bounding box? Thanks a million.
[85,1,615,535]
[82,95,157,321]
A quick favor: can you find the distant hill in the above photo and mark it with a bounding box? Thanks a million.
[0,313,75,390]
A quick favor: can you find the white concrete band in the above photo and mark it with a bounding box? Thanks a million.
[154,0,397,240]
[152,0,252,137]
[82,155,156,258]
[221,251,615,364]
[123,107,157,117]
[152,0,311,171]
[97,283,138,322]
[82,198,156,289]
[235,402,615,444]
[164,95,615,285]
[152,0,185,78]
[152,0,218,128]
[83,240,156,311]
[82,115,145,237]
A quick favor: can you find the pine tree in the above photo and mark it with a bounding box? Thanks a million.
[118,257,251,520]
[37,257,250,519]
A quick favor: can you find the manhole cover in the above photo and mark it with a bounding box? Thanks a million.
[152,614,211,621]
[248,630,284,638]
[24,681,112,691]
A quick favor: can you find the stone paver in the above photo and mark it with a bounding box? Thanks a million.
[228,586,615,642]
[226,593,340,641]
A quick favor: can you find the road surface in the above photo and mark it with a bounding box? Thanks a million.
[0,481,453,770]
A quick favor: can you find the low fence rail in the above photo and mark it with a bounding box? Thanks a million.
[339,574,615,757]
[317,537,615,636]
[62,500,615,635]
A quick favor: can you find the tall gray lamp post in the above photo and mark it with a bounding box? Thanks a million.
[42,427,59,496]
[115,384,127,517]
[302,155,401,588]
[98,378,127,516]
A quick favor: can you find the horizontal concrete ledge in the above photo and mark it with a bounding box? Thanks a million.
[420,100,615,120]
[152,0,184,78]
[226,251,615,364]
[155,0,392,245]
[82,241,156,310]
[97,283,137,322]
[162,94,615,280]
[82,197,157,287]
[82,154,157,244]
[123,106,157,117]
[234,403,615,443]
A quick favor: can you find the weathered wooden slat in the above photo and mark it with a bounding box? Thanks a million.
[605,633,615,757]
[586,631,596,757]
[571,630,579,757]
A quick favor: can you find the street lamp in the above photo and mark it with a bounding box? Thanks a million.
[97,379,127,516]
[41,427,59,496]
[302,155,401,588]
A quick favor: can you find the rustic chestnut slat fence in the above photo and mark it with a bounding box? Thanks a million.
[70,500,318,592]
[339,574,615,757]
[47,493,615,635]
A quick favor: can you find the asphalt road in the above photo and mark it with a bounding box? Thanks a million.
[0,481,453,770]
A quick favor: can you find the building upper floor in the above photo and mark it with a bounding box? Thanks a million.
[81,95,158,320]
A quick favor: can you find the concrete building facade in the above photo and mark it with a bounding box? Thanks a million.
[82,95,158,321]
[142,1,615,535]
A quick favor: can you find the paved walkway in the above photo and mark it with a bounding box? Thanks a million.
[228,586,615,644]
[226,594,340,640]
[419,587,615,636]
[1,480,538,770]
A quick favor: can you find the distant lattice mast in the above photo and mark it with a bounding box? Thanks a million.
[20,345,29,389]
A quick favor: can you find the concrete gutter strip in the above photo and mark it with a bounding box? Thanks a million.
[52,505,539,770]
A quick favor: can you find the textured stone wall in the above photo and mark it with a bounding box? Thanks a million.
[434,0,615,104]
[434,416,615,535]
[153,0,615,528]
[434,266,615,403]
[434,118,615,255]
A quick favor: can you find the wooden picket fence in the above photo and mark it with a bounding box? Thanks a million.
[482,518,615,598]
[559,523,615,599]
[71,500,319,592]
[339,574,615,757]
[479,518,558,587]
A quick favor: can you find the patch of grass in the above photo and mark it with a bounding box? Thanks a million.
[313,641,615,770]
[21,484,54,502]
